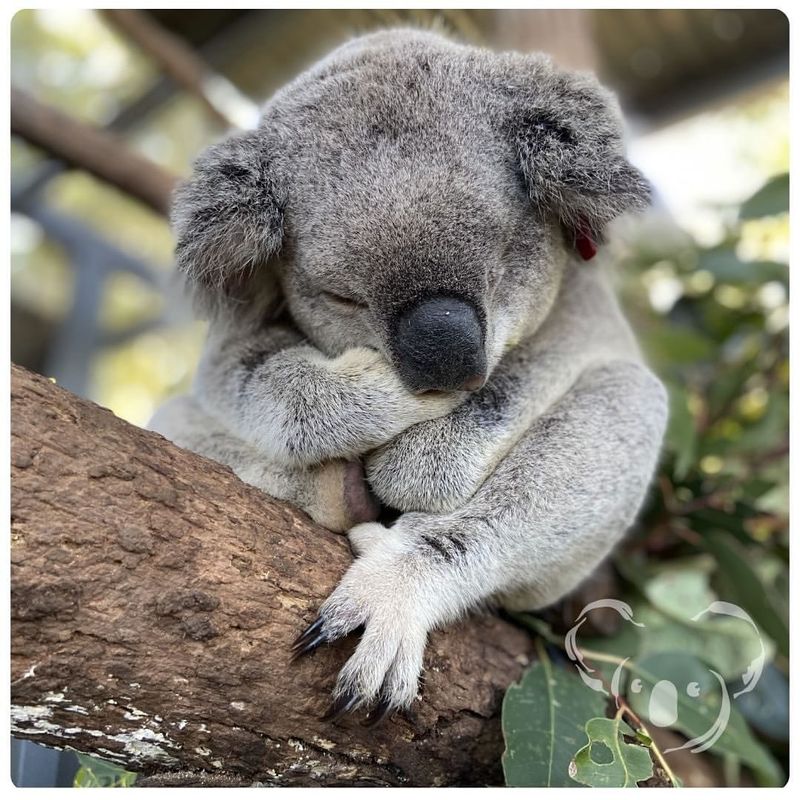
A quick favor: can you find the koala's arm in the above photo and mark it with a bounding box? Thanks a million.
[149,392,384,533]
[366,266,640,513]
[302,357,667,712]
[193,321,463,467]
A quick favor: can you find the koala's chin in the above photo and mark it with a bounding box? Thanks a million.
[155,27,666,723]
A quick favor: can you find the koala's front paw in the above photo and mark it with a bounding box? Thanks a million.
[365,417,491,513]
[291,530,428,724]
[334,347,466,425]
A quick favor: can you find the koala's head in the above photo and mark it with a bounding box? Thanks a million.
[173,29,649,393]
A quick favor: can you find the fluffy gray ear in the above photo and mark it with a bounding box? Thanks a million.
[171,129,285,301]
[509,66,651,248]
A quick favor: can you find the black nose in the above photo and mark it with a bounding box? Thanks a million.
[393,297,487,392]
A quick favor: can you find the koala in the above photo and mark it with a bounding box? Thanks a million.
[149,29,668,725]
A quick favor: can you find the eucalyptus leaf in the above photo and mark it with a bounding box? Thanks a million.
[697,250,788,285]
[739,477,777,501]
[644,326,715,366]
[690,508,752,545]
[502,644,607,787]
[627,653,783,786]
[706,356,754,419]
[665,383,696,479]
[739,173,789,219]
[73,752,136,788]
[700,529,788,658]
[640,569,771,679]
[734,662,789,743]
[570,716,653,787]
[644,568,715,616]
[735,394,789,454]
[642,610,768,682]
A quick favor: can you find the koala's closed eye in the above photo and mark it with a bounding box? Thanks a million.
[321,290,368,312]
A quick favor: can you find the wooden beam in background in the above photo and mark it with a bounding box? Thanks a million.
[10,87,177,216]
[100,9,258,130]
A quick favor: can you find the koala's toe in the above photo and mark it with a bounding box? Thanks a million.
[379,629,426,710]
[347,522,388,557]
[309,539,428,723]
[362,697,394,727]
[290,616,328,661]
[325,611,426,724]
[321,689,361,722]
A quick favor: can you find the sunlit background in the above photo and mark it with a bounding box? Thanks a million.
[10,8,789,789]
[10,8,789,428]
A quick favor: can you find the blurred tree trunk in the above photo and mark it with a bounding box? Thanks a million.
[10,364,533,787]
[10,304,55,375]
[491,9,598,71]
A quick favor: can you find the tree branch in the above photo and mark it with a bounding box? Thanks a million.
[99,10,257,130]
[10,87,176,215]
[10,364,533,786]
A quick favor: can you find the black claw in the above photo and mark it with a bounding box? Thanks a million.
[321,691,360,722]
[290,631,328,662]
[292,616,324,650]
[362,698,393,728]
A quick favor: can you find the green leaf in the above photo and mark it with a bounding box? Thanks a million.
[739,477,777,500]
[736,394,789,454]
[699,529,789,658]
[690,508,752,545]
[502,642,607,787]
[638,608,767,683]
[697,250,788,284]
[735,662,789,742]
[706,357,754,419]
[739,173,789,219]
[73,752,136,787]
[602,558,771,678]
[640,569,771,680]
[665,383,696,480]
[643,326,715,366]
[570,716,653,787]
[627,653,783,786]
[644,568,715,616]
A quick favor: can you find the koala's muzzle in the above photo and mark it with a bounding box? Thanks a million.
[393,297,486,393]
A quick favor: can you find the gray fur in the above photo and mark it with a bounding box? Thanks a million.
[150,29,667,713]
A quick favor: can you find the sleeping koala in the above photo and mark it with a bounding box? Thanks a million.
[150,29,668,724]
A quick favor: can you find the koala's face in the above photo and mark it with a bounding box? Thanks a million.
[173,30,649,392]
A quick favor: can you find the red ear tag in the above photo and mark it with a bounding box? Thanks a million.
[575,226,597,261]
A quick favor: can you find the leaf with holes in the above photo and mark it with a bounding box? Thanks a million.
[569,716,653,787]
[502,643,607,786]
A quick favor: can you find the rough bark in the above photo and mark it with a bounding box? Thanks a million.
[10,364,534,786]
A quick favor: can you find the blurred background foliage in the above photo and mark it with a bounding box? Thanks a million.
[503,152,788,786]
[72,753,137,788]
[10,7,788,790]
